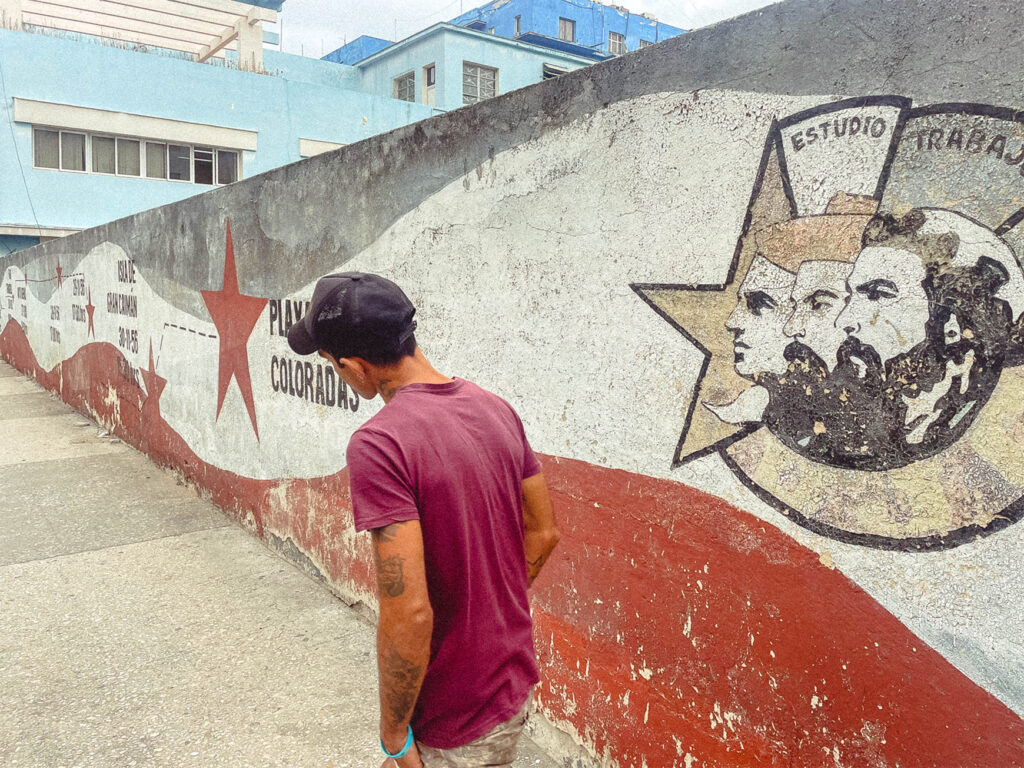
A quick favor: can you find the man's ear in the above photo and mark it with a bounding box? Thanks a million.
[338,356,370,381]
[319,351,359,378]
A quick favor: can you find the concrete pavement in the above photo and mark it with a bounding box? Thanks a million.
[0,360,559,768]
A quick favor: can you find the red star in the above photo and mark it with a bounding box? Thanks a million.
[56,263,62,288]
[85,289,96,338]
[140,341,166,416]
[200,220,266,439]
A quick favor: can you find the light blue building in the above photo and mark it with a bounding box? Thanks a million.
[332,23,598,112]
[0,0,436,254]
[0,0,683,254]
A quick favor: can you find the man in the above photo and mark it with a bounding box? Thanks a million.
[286,272,560,768]
[724,252,796,382]
[829,207,1021,466]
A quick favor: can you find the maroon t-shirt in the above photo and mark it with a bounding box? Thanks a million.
[346,378,542,749]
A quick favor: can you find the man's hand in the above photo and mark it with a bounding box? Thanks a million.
[372,521,432,767]
[522,474,559,586]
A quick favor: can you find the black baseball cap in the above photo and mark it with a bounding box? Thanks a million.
[287,272,417,358]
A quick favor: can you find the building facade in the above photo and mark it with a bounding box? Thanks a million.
[338,23,598,112]
[0,0,437,253]
[0,0,683,253]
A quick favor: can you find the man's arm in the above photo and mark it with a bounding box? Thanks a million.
[522,474,560,587]
[372,520,432,767]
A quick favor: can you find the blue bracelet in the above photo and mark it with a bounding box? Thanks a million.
[380,725,414,759]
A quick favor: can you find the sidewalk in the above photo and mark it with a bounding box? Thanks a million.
[0,360,558,768]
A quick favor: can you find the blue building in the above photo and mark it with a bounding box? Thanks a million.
[449,0,685,58]
[324,0,686,113]
[330,23,598,112]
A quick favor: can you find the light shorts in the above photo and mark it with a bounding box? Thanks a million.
[417,695,531,768]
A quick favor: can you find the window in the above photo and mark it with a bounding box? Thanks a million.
[33,128,59,168]
[92,136,116,174]
[639,39,654,49]
[60,132,85,171]
[217,150,238,184]
[542,63,569,80]
[30,126,240,184]
[145,142,166,179]
[194,147,215,185]
[514,15,521,36]
[116,138,140,176]
[423,64,436,107]
[462,62,497,105]
[168,144,191,181]
[394,71,415,102]
[558,17,575,42]
[609,31,625,55]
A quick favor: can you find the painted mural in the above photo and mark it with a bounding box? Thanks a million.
[2,87,1024,767]
[636,97,1024,551]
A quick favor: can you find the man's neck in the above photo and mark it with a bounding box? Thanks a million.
[373,349,453,402]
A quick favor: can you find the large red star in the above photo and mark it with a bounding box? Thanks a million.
[140,340,166,417]
[200,220,267,439]
[85,289,96,338]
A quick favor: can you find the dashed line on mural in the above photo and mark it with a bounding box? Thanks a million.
[164,322,217,339]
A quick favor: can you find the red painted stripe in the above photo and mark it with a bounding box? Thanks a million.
[4,321,1023,767]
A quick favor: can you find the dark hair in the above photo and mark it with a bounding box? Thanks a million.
[321,332,417,367]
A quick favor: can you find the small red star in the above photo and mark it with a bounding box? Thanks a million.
[140,341,166,417]
[85,289,96,338]
[200,220,267,439]
[56,263,62,288]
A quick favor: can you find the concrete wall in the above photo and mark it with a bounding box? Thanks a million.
[3,0,1024,765]
[0,29,430,233]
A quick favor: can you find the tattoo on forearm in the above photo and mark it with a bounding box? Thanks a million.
[375,554,406,598]
[376,524,400,543]
[381,641,423,724]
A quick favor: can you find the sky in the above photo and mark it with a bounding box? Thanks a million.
[272,0,780,58]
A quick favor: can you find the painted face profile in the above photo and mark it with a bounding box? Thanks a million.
[783,260,855,371]
[835,245,929,368]
[725,255,795,380]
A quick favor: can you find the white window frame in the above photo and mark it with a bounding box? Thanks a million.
[639,39,654,49]
[115,136,143,177]
[145,141,169,180]
[60,131,87,172]
[30,125,241,186]
[609,31,625,55]
[393,71,415,102]
[462,61,498,106]
[35,129,88,174]
[90,134,117,176]
[167,143,193,183]
[558,17,575,42]
[423,63,437,107]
